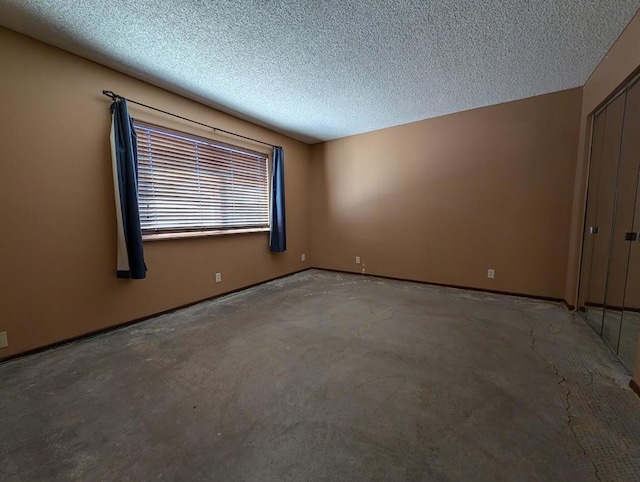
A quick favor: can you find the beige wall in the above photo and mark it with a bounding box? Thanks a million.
[0,27,311,359]
[310,88,582,299]
[562,10,640,379]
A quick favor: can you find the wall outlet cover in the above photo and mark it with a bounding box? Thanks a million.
[356,256,361,264]
[487,269,495,279]
[0,331,7,349]
[301,253,306,262]
[215,273,222,283]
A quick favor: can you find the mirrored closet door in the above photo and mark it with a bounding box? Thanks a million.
[618,80,640,370]
[578,74,640,373]
[579,94,625,335]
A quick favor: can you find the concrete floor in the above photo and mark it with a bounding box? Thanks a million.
[1,270,639,481]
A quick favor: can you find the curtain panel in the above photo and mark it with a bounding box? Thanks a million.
[269,146,286,252]
[110,99,147,279]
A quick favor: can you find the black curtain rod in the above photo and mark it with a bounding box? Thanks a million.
[102,90,281,149]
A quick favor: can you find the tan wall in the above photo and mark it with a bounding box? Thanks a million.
[0,27,311,359]
[310,88,582,299]
[562,10,640,379]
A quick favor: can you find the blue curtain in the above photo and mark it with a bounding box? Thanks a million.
[269,146,286,252]
[110,99,147,279]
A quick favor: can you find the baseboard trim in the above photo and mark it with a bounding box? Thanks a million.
[313,267,564,304]
[564,301,575,311]
[631,379,640,398]
[585,302,640,313]
[0,267,569,364]
[0,267,311,365]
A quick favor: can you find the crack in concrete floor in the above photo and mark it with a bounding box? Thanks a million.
[529,325,602,482]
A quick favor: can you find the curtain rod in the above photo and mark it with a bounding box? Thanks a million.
[102,90,281,149]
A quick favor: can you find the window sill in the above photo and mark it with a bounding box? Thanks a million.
[142,227,270,242]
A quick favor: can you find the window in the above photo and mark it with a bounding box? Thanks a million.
[133,121,270,238]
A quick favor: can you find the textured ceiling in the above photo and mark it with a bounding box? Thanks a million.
[1,1,639,143]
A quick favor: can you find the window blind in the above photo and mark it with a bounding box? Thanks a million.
[133,121,269,235]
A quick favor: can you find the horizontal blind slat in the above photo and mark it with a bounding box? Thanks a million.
[134,121,270,234]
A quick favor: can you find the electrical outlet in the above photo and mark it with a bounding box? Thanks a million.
[487,269,495,279]
[215,272,222,283]
[0,331,7,349]
[301,253,306,262]
[356,256,361,264]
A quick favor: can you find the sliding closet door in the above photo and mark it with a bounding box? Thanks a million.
[619,79,640,371]
[579,110,607,330]
[583,95,627,333]
[602,90,634,352]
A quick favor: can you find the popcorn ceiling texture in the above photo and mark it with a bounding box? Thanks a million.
[0,0,639,142]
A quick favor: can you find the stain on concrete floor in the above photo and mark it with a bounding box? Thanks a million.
[1,270,639,481]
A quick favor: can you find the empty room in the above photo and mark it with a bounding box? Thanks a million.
[2,1,640,480]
